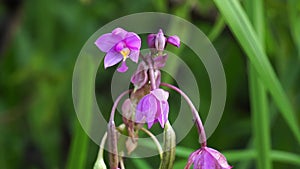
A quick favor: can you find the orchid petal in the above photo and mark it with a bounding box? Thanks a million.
[151,89,169,101]
[187,147,232,169]
[95,33,122,52]
[104,51,123,68]
[131,61,148,90]
[153,54,168,69]
[147,33,156,48]
[128,50,139,63]
[207,148,233,169]
[194,148,217,169]
[156,100,169,128]
[114,41,126,52]
[112,27,128,39]
[167,35,180,47]
[117,61,128,72]
[161,100,169,125]
[184,150,200,169]
[136,94,157,126]
[125,33,141,50]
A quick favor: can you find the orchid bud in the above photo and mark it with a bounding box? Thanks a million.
[147,33,156,48]
[159,121,176,169]
[155,29,167,51]
[94,133,108,169]
[107,121,119,168]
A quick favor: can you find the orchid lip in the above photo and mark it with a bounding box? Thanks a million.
[120,48,130,61]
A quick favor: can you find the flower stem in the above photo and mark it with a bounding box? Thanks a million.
[160,83,207,147]
[93,132,108,169]
[148,68,156,90]
[96,132,107,161]
[109,90,132,122]
[140,127,163,159]
[108,90,131,169]
[119,152,125,169]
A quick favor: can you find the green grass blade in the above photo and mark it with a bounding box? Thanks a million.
[66,121,90,169]
[66,55,95,169]
[208,15,225,42]
[223,150,256,162]
[131,158,152,169]
[245,0,272,169]
[288,0,300,59]
[249,66,272,169]
[175,146,193,158]
[272,150,300,166]
[213,0,300,143]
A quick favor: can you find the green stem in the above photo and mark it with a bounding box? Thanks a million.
[140,127,163,159]
[161,83,207,146]
[245,0,272,169]
[66,55,94,169]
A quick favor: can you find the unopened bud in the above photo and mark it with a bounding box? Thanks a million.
[94,133,108,169]
[155,29,166,51]
[107,121,119,168]
[159,121,176,169]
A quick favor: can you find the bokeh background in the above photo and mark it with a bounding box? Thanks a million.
[0,0,299,169]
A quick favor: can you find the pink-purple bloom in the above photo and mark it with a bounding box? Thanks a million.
[95,28,141,72]
[185,147,232,169]
[147,29,180,50]
[135,89,169,128]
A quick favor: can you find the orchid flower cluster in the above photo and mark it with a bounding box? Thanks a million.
[93,28,232,169]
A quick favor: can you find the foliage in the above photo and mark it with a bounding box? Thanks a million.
[0,0,299,168]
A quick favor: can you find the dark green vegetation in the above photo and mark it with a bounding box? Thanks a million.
[0,0,299,168]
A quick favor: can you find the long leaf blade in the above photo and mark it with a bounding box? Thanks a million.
[213,0,300,143]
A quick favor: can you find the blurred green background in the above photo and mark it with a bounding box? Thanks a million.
[0,0,299,169]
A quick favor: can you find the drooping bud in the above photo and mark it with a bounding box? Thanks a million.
[121,98,132,125]
[94,133,108,169]
[159,121,176,169]
[107,121,119,169]
[93,159,107,169]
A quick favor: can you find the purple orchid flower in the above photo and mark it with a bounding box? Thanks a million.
[185,147,232,169]
[147,29,180,51]
[95,28,141,72]
[135,88,169,128]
